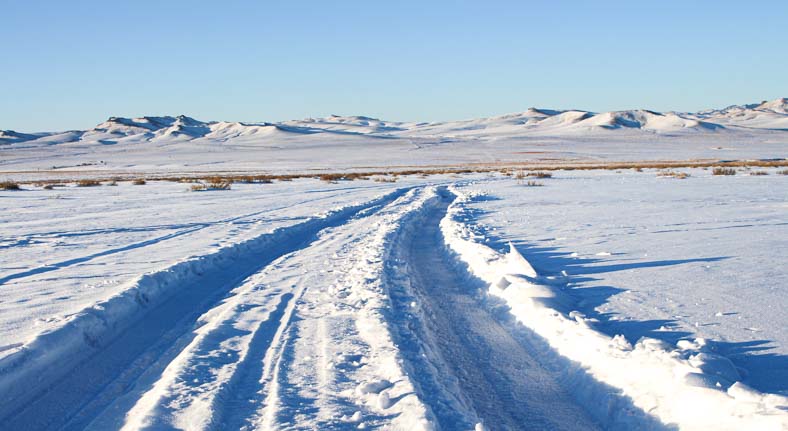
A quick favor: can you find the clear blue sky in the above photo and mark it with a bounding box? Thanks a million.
[2,0,787,132]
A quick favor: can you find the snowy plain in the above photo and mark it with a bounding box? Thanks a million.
[0,99,787,430]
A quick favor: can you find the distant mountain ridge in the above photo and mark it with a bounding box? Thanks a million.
[2,98,786,146]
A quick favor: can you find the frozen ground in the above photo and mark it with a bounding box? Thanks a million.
[0,168,786,430]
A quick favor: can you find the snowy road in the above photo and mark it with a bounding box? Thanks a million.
[1,188,414,430]
[399,191,600,430]
[1,180,786,430]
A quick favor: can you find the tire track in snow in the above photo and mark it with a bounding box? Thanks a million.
[393,189,601,430]
[92,188,432,430]
[218,188,433,430]
[0,188,412,431]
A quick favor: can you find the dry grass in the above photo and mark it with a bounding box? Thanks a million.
[318,172,370,182]
[527,171,553,178]
[208,179,232,190]
[190,177,232,191]
[76,179,102,187]
[657,170,690,179]
[712,167,736,176]
[10,158,788,186]
[0,181,20,190]
[523,180,543,187]
[778,169,788,175]
[132,178,147,185]
[749,171,769,176]
[233,175,274,184]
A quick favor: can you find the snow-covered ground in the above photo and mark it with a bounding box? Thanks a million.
[1,97,787,430]
[1,167,786,430]
[455,168,788,395]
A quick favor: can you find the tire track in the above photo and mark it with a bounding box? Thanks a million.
[392,189,601,431]
[0,188,411,431]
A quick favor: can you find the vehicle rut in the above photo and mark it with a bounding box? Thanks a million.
[399,191,601,431]
[0,188,409,431]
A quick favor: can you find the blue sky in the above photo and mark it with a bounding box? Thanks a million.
[2,0,787,131]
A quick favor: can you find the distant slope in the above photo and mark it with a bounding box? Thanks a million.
[0,98,785,174]
[690,98,788,130]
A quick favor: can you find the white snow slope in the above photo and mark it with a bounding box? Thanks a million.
[1,168,787,430]
[1,98,786,178]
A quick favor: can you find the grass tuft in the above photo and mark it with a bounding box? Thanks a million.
[191,178,232,191]
[712,167,736,176]
[657,170,690,179]
[0,181,21,190]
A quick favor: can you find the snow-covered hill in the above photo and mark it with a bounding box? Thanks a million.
[0,98,785,176]
[689,98,788,130]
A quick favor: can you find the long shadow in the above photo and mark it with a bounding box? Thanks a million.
[460,193,788,395]
[565,257,729,275]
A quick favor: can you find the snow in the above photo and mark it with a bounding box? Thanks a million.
[1,101,787,430]
[1,98,786,179]
[439,170,788,430]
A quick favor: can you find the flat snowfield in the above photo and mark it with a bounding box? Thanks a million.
[1,169,787,430]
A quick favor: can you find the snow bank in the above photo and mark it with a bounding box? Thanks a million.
[439,185,788,431]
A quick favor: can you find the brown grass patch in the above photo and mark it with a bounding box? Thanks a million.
[712,167,736,176]
[657,171,690,179]
[0,181,20,190]
[76,179,102,187]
